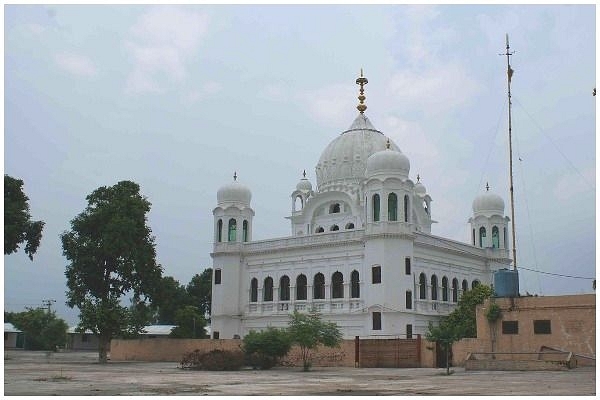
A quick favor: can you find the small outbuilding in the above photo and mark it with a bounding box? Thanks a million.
[4,323,24,349]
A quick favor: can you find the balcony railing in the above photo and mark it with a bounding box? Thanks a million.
[246,298,365,315]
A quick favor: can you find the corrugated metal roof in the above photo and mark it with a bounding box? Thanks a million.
[4,323,22,333]
[141,325,176,335]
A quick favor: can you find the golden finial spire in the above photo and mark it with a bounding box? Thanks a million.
[233,171,237,181]
[302,169,306,179]
[355,68,368,114]
[486,182,490,191]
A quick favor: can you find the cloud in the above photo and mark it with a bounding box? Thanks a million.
[183,81,222,104]
[124,6,209,95]
[54,53,97,78]
[300,83,356,128]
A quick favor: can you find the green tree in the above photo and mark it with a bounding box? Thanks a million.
[425,321,462,375]
[61,181,163,363]
[154,276,192,324]
[169,305,207,338]
[8,308,68,350]
[287,309,342,371]
[242,327,292,369]
[4,175,45,260]
[186,269,212,317]
[444,284,494,338]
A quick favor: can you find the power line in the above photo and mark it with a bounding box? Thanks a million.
[518,266,594,280]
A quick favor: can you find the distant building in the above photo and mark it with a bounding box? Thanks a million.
[4,323,23,349]
[210,72,512,340]
[67,325,178,351]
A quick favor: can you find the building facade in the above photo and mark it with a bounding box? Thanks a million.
[210,73,512,340]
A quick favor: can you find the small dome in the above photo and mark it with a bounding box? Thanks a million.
[414,182,427,196]
[472,190,504,216]
[296,178,312,192]
[365,146,410,178]
[217,178,252,206]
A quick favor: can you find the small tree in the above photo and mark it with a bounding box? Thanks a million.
[242,327,292,369]
[444,284,494,338]
[425,321,461,375]
[4,175,45,260]
[8,308,68,350]
[61,181,163,363]
[170,306,207,338]
[287,309,342,371]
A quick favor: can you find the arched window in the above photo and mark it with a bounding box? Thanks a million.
[296,274,307,300]
[419,273,427,299]
[228,218,237,242]
[315,226,324,233]
[424,200,429,215]
[294,196,303,211]
[329,203,340,214]
[250,278,258,302]
[351,270,360,298]
[243,220,249,242]
[345,222,355,230]
[217,219,223,242]
[404,195,409,222]
[452,278,458,302]
[479,227,486,247]
[462,279,468,295]
[504,227,508,248]
[388,193,398,221]
[313,273,325,300]
[331,272,344,299]
[442,276,448,301]
[492,226,499,248]
[263,277,273,302]
[472,229,475,246]
[431,275,438,301]
[472,280,480,289]
[279,275,290,301]
[330,225,339,231]
[372,194,380,222]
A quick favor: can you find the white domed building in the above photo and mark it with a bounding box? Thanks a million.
[210,73,512,340]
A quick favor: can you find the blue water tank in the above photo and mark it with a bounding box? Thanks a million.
[493,269,519,297]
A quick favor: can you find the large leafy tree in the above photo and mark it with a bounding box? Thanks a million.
[154,276,192,324]
[169,305,208,338]
[6,308,68,350]
[4,175,45,260]
[288,309,342,371]
[186,268,212,317]
[61,181,163,363]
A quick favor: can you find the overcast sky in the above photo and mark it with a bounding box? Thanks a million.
[4,4,596,325]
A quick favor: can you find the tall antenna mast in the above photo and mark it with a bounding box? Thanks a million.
[502,34,518,271]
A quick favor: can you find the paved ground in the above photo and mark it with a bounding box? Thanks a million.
[3,350,596,396]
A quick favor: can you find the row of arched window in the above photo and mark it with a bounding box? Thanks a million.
[417,273,480,302]
[372,193,410,222]
[315,222,355,233]
[472,226,507,248]
[216,218,249,242]
[250,271,361,302]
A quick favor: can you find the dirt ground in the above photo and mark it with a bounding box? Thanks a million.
[3,350,596,396]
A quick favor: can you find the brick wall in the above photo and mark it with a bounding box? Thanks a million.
[110,338,243,362]
[452,294,595,366]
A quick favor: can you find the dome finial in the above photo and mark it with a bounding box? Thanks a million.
[386,138,390,149]
[302,169,306,178]
[417,174,421,183]
[355,68,368,114]
[486,182,490,191]
[234,171,238,181]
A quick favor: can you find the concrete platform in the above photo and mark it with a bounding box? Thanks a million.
[3,350,596,396]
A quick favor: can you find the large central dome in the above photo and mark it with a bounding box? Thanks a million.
[315,114,400,191]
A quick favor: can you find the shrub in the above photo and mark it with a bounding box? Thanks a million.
[180,349,244,371]
[242,327,292,370]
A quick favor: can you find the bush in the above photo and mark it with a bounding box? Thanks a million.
[242,327,292,370]
[180,349,244,371]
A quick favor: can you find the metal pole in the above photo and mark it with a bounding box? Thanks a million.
[504,34,518,270]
